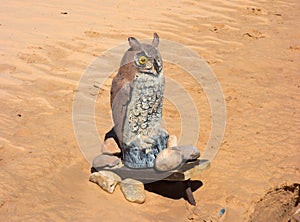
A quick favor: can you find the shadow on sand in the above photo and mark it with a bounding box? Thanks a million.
[145,180,203,201]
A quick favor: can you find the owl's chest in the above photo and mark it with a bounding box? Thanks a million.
[125,73,164,137]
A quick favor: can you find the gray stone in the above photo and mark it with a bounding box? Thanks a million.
[89,171,121,193]
[170,145,200,160]
[155,148,183,171]
[120,178,145,204]
[92,154,121,168]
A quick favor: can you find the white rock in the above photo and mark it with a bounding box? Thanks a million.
[171,145,200,160]
[92,154,121,168]
[155,148,183,171]
[120,178,145,204]
[89,171,121,193]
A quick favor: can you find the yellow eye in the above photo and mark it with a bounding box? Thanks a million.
[138,56,147,65]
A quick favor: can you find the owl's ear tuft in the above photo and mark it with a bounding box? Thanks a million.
[152,33,159,47]
[128,37,141,51]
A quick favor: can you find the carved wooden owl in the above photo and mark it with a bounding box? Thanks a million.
[111,33,169,168]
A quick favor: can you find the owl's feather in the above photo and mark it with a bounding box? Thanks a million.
[110,61,137,107]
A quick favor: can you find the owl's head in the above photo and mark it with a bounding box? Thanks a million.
[120,33,163,76]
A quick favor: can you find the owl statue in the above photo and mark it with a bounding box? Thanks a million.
[111,33,169,168]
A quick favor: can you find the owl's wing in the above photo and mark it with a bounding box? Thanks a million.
[111,79,132,146]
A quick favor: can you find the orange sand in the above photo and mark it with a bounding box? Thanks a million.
[0,0,299,221]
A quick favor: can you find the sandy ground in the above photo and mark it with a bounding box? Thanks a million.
[0,0,299,221]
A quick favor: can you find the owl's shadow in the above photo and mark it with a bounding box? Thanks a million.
[104,128,122,157]
[144,180,203,201]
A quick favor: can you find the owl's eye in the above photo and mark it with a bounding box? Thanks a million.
[138,56,147,65]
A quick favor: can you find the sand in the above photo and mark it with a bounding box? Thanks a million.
[0,0,299,221]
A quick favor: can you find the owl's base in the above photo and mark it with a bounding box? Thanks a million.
[91,159,210,205]
[122,129,169,169]
[122,146,164,169]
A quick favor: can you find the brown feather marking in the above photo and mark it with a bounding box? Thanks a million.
[110,61,137,107]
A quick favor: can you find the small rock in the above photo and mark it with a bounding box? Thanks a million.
[289,208,300,222]
[171,145,200,160]
[101,138,121,154]
[89,171,121,193]
[120,178,145,204]
[167,135,178,148]
[155,148,183,171]
[92,154,121,169]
